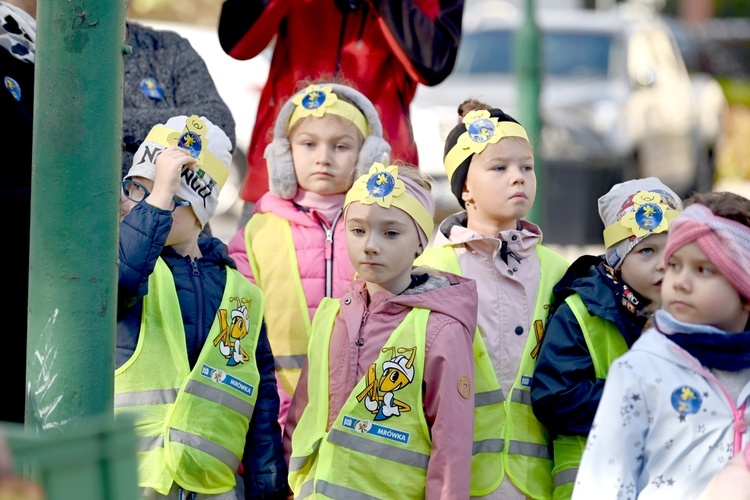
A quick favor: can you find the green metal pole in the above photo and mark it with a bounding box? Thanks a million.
[27,1,125,429]
[515,0,544,227]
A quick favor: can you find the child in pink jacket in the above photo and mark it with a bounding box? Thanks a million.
[285,163,477,498]
[227,83,391,427]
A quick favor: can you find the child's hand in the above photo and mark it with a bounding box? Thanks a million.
[148,146,196,210]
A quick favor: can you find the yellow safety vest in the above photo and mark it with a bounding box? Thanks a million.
[550,293,629,500]
[245,212,312,396]
[114,258,264,495]
[416,243,568,499]
[289,298,432,499]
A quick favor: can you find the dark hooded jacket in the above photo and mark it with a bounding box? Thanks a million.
[530,255,650,437]
[118,201,288,498]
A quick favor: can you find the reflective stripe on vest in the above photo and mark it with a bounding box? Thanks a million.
[290,298,432,499]
[550,294,629,500]
[417,243,569,499]
[115,259,263,495]
[245,212,311,395]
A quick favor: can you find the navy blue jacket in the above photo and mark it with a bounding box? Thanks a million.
[530,255,648,438]
[117,202,288,499]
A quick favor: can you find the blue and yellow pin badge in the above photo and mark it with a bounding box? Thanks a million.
[671,386,702,421]
[4,76,21,101]
[167,115,207,161]
[140,77,164,101]
[300,88,327,110]
[467,116,496,144]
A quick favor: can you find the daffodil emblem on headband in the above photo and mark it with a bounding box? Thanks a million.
[292,84,338,118]
[603,190,682,248]
[345,163,435,238]
[444,110,529,182]
[288,84,369,137]
[353,163,405,208]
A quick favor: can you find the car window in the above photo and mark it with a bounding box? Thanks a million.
[454,28,613,78]
[545,32,612,77]
[454,29,514,74]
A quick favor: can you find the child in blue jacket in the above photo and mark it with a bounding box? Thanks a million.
[116,115,288,499]
[530,177,683,499]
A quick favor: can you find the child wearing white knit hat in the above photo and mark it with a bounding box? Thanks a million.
[574,190,750,499]
[117,115,288,498]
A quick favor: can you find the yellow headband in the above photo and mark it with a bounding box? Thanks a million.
[345,163,434,239]
[603,190,682,248]
[144,116,229,189]
[444,109,529,182]
[288,84,369,137]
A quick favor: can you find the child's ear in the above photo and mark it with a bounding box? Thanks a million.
[415,243,424,259]
[461,184,473,206]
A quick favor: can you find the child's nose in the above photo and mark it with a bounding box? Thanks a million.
[364,235,380,254]
[315,147,332,165]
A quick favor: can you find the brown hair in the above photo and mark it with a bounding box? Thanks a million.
[457,98,492,120]
[685,191,750,228]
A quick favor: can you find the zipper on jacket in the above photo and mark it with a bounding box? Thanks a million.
[323,210,342,298]
[356,306,371,346]
[189,257,206,364]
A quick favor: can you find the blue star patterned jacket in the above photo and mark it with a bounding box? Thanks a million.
[117,201,288,499]
[572,310,750,499]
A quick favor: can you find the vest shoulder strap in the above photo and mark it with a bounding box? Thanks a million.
[564,293,628,379]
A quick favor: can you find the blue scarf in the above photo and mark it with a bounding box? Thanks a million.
[656,310,750,371]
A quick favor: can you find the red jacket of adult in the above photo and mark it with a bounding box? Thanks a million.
[218,0,464,202]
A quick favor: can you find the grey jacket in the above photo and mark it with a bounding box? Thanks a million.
[123,21,235,178]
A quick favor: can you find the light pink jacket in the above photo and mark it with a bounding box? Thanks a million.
[284,272,478,499]
[227,192,356,423]
[430,213,561,499]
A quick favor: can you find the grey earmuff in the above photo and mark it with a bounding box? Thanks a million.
[265,83,391,199]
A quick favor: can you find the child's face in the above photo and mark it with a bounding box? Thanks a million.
[619,233,669,303]
[345,201,421,296]
[463,137,535,231]
[662,242,750,332]
[290,114,363,195]
[124,176,199,246]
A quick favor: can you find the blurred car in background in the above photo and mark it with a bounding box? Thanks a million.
[412,3,709,244]
[136,19,271,216]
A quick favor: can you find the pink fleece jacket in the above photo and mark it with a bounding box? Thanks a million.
[228,191,356,425]
[284,271,478,499]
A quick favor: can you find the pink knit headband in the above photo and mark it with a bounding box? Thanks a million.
[663,203,750,300]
